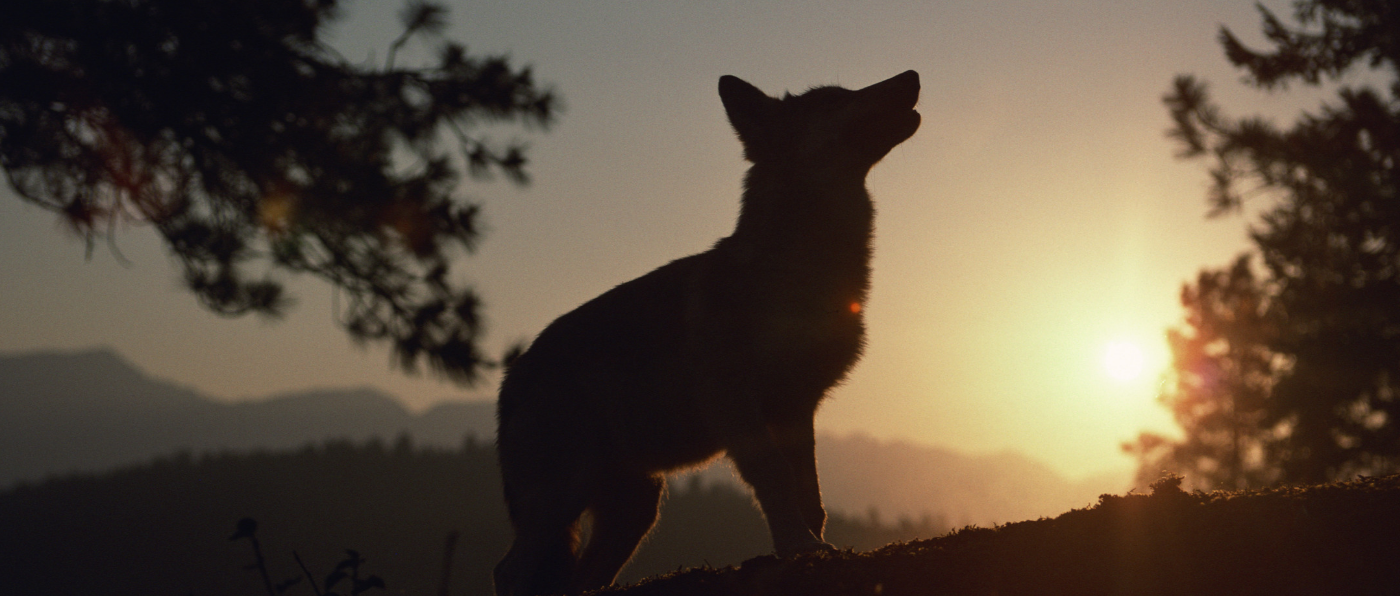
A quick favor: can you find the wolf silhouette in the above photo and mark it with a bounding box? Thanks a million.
[493,70,920,596]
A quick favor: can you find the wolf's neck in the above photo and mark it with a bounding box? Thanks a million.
[729,166,874,253]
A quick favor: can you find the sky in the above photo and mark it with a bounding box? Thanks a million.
[0,0,1329,483]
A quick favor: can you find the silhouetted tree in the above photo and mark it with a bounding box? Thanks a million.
[1139,0,1400,485]
[0,0,556,383]
[1125,256,1284,490]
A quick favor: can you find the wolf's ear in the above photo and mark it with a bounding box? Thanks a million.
[719,75,777,141]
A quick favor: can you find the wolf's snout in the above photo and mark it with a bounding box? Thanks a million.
[891,70,919,90]
[861,70,920,110]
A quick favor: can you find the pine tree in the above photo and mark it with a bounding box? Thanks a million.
[1126,256,1283,489]
[1142,0,1400,485]
[0,0,556,383]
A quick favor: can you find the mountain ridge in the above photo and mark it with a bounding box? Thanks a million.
[0,347,496,486]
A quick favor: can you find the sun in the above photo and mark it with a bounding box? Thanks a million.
[1102,340,1147,382]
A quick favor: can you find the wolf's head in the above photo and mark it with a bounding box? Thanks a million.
[719,71,920,173]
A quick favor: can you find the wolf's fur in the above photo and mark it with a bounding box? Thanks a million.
[493,71,920,596]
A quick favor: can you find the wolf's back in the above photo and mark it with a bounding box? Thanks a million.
[496,252,705,428]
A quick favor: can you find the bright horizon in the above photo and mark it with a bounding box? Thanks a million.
[0,1,1320,483]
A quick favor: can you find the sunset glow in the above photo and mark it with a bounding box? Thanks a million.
[0,0,1280,481]
[1102,340,1147,382]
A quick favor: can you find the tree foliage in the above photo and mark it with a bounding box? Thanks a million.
[0,0,556,383]
[1126,256,1285,489]
[1129,0,1400,487]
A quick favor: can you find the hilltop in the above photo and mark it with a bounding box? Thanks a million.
[606,474,1400,596]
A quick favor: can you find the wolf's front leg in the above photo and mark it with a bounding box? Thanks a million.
[770,417,827,540]
[718,411,835,556]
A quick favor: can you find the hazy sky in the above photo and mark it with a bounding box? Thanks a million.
[0,0,1325,481]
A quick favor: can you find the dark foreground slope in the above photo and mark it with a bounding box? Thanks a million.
[609,475,1400,596]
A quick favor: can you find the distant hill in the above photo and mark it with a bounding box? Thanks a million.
[682,436,1122,526]
[0,348,1124,524]
[814,434,1123,525]
[0,348,496,486]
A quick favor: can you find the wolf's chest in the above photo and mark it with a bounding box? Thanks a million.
[751,292,862,345]
[685,260,866,379]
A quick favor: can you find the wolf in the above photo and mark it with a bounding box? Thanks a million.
[493,70,920,596]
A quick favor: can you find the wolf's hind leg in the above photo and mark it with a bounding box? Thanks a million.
[569,474,665,593]
[494,470,589,596]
